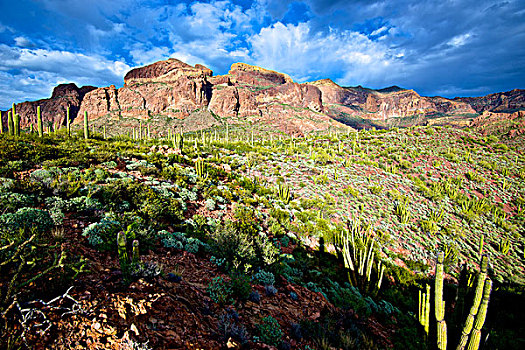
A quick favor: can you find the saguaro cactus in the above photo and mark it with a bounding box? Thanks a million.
[7,111,13,135]
[37,106,43,137]
[467,279,492,350]
[0,112,3,133]
[83,111,89,139]
[66,106,70,136]
[422,252,492,350]
[435,252,447,350]
[174,132,183,152]
[132,240,140,264]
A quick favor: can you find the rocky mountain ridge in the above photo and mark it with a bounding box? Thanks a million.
[2,58,524,135]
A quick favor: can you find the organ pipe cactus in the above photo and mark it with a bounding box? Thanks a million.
[37,106,43,137]
[83,111,89,139]
[0,112,3,133]
[335,219,385,293]
[277,183,291,204]
[195,159,208,179]
[419,283,431,337]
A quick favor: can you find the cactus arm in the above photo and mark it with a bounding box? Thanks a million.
[466,279,492,350]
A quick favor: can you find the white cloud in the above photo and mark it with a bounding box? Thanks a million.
[248,22,404,86]
[448,33,472,48]
[0,44,130,109]
[14,36,35,48]
[0,45,129,80]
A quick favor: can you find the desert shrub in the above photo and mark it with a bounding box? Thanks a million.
[97,180,183,222]
[256,316,283,346]
[208,276,233,305]
[0,207,54,237]
[82,215,121,249]
[160,231,186,249]
[217,312,249,344]
[253,270,275,286]
[210,221,256,271]
[230,273,252,301]
[0,191,35,212]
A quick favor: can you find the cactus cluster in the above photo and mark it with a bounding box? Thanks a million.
[195,158,208,179]
[418,283,431,337]
[421,253,492,350]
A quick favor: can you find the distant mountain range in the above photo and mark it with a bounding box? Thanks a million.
[2,58,524,136]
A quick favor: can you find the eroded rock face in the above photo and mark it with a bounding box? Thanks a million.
[455,89,525,113]
[7,58,525,135]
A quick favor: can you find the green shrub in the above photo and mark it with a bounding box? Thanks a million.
[230,273,252,301]
[253,270,275,286]
[0,207,54,237]
[82,215,121,249]
[256,316,283,346]
[207,276,233,305]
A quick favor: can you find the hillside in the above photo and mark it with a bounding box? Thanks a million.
[0,123,524,349]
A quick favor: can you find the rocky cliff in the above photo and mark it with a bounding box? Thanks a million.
[454,89,525,113]
[1,83,95,131]
[2,58,524,135]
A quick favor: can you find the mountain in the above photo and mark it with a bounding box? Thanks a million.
[2,58,524,135]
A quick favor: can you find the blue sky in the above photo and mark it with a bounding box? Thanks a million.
[1,0,524,109]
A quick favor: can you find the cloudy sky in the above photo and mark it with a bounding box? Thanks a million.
[0,0,524,109]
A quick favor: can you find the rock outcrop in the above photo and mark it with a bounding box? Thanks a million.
[454,89,525,113]
[1,83,95,130]
[4,57,524,135]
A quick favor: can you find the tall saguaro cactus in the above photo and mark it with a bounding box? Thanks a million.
[7,111,13,135]
[0,111,3,133]
[83,111,89,139]
[66,106,70,136]
[37,106,43,137]
[435,252,447,350]
[12,103,20,136]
